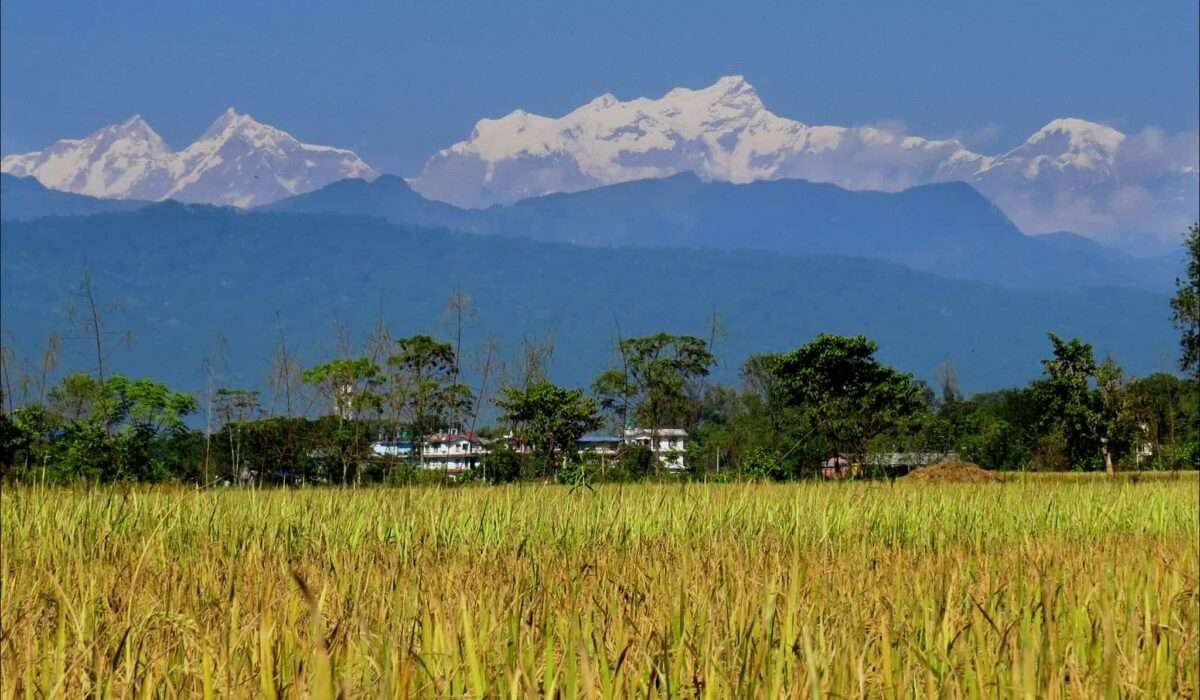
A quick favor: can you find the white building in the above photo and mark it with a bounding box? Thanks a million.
[621,428,688,469]
[575,428,689,470]
[372,432,487,472]
[373,427,689,473]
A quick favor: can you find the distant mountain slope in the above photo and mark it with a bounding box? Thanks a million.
[1,206,1177,401]
[1,174,149,220]
[264,175,475,229]
[410,76,1198,249]
[0,110,377,207]
[272,172,1177,292]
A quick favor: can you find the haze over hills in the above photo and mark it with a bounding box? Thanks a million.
[0,109,377,207]
[0,205,1178,401]
[269,172,1180,293]
[3,76,1195,252]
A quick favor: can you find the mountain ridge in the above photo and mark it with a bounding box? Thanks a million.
[5,77,1194,248]
[409,76,1198,249]
[269,171,1180,293]
[1,173,153,219]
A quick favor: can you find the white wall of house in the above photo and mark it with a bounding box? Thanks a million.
[371,428,689,472]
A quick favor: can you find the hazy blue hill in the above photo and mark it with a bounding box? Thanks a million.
[1031,230,1182,287]
[1,205,1177,402]
[264,174,478,230]
[271,173,1176,292]
[1,173,150,220]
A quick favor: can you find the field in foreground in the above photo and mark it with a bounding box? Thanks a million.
[2,480,1197,698]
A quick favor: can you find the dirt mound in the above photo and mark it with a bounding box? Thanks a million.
[900,459,1002,484]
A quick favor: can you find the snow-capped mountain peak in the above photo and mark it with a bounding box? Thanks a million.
[114,114,162,139]
[196,107,294,149]
[1,110,378,207]
[408,78,1195,247]
[1025,117,1124,153]
[0,115,172,198]
[980,117,1126,183]
[199,107,250,138]
[411,75,980,206]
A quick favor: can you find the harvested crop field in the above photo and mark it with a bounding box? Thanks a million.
[2,480,1197,698]
[901,459,1003,483]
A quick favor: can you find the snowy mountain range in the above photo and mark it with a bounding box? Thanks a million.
[3,77,1196,249]
[410,76,1198,249]
[0,109,377,207]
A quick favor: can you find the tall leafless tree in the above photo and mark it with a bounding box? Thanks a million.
[445,289,476,388]
[67,269,132,386]
[0,342,14,415]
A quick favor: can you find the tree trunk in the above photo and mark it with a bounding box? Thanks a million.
[1102,443,1115,476]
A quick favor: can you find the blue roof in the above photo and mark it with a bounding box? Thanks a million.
[579,435,622,443]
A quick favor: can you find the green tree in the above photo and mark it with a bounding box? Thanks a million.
[478,443,527,483]
[101,376,197,481]
[1170,222,1200,378]
[772,334,925,470]
[36,374,197,482]
[592,369,636,432]
[1128,372,1197,468]
[4,404,61,481]
[384,335,473,472]
[606,333,715,472]
[302,357,381,484]
[1035,334,1136,474]
[741,353,786,438]
[943,388,1041,470]
[495,380,602,479]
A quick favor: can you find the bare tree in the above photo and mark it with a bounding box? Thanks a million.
[199,335,230,486]
[613,317,631,435]
[0,341,14,414]
[362,299,388,363]
[707,309,725,366]
[214,387,261,484]
[468,336,500,434]
[518,332,555,390]
[333,318,354,360]
[37,334,62,405]
[934,359,961,404]
[267,328,302,418]
[67,269,132,385]
[445,289,477,388]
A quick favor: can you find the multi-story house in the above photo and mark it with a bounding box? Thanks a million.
[372,432,488,473]
[373,427,688,473]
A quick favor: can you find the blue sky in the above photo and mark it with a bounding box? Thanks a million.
[2,0,1196,175]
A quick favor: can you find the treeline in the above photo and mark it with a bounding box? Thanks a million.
[1,329,1195,485]
[3,225,1197,485]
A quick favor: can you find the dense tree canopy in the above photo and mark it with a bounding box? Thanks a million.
[1035,334,1137,473]
[772,334,926,464]
[495,380,602,478]
[1170,223,1200,378]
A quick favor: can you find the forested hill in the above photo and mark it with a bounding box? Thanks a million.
[1,173,149,220]
[270,173,1180,293]
[2,204,1177,401]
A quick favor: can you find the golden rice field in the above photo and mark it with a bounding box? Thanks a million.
[2,478,1198,698]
